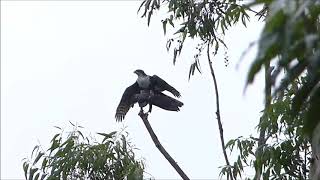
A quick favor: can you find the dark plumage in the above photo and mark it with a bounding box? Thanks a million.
[134,69,181,97]
[115,82,140,121]
[150,92,183,111]
[150,75,181,97]
[115,70,183,121]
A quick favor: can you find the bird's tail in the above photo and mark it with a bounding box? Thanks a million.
[150,93,183,111]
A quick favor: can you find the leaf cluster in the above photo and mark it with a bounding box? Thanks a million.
[246,0,320,136]
[22,124,144,180]
[139,0,253,79]
[224,77,311,180]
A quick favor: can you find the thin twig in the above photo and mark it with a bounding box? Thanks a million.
[207,42,233,180]
[138,112,190,180]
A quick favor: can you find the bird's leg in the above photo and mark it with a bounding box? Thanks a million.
[147,89,154,114]
[138,103,149,118]
[138,107,148,118]
[148,103,153,113]
[139,106,144,114]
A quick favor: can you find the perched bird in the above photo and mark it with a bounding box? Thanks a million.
[115,69,183,121]
[134,69,181,97]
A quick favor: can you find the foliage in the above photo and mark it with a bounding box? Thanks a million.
[139,0,255,78]
[139,0,320,179]
[223,76,311,179]
[22,124,144,180]
[139,0,320,135]
[246,0,320,136]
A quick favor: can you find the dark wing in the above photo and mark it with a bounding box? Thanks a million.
[150,92,183,111]
[151,75,181,97]
[115,82,140,122]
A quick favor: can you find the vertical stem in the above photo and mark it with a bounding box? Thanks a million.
[311,122,320,180]
[207,42,233,180]
[254,62,271,180]
[304,143,307,179]
[138,112,190,180]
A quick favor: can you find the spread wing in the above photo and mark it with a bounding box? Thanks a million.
[150,92,183,111]
[115,82,140,122]
[151,75,181,97]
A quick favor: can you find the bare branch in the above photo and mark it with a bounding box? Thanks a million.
[138,112,190,180]
[207,42,233,180]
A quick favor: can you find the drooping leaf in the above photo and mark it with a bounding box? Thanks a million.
[23,161,29,179]
[173,48,178,65]
[162,19,167,35]
[33,152,44,165]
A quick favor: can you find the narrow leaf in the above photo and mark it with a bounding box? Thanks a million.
[33,152,44,165]
[173,49,178,65]
[162,20,167,35]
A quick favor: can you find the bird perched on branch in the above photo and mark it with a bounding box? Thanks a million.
[115,69,183,121]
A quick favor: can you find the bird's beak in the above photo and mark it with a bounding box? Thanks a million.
[133,70,137,75]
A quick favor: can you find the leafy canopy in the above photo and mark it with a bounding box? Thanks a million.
[23,124,144,180]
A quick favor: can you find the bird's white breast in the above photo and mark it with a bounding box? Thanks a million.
[137,76,150,89]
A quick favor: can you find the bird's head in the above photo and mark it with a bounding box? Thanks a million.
[134,69,147,77]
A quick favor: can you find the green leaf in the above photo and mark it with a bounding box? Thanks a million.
[40,174,47,180]
[173,48,178,65]
[31,145,39,158]
[141,0,152,18]
[162,19,167,35]
[50,134,60,143]
[97,131,117,139]
[77,130,84,140]
[23,161,29,179]
[41,157,48,169]
[33,152,44,165]
[28,168,38,180]
[263,168,271,180]
[304,87,320,136]
[49,139,60,153]
[275,61,308,98]
[195,60,201,74]
[241,13,247,27]
[69,121,75,126]
[137,0,146,13]
[169,15,174,27]
[188,63,195,80]
[225,139,235,148]
[274,162,281,176]
[53,126,61,130]
[247,33,280,85]
[237,156,243,171]
[34,173,40,180]
[147,10,153,26]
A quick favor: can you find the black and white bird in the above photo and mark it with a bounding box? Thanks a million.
[115,69,183,121]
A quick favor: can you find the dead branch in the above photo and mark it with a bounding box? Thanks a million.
[138,112,190,180]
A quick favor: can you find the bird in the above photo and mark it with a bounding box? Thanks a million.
[134,69,181,97]
[115,69,183,121]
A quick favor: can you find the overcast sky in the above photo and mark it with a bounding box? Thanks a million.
[2,1,265,179]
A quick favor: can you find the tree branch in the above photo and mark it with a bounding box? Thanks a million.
[254,63,272,180]
[207,42,233,180]
[138,112,190,180]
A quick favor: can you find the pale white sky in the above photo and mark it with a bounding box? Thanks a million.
[1,1,265,179]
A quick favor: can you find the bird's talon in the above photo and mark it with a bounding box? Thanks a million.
[138,109,144,116]
[138,110,149,119]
